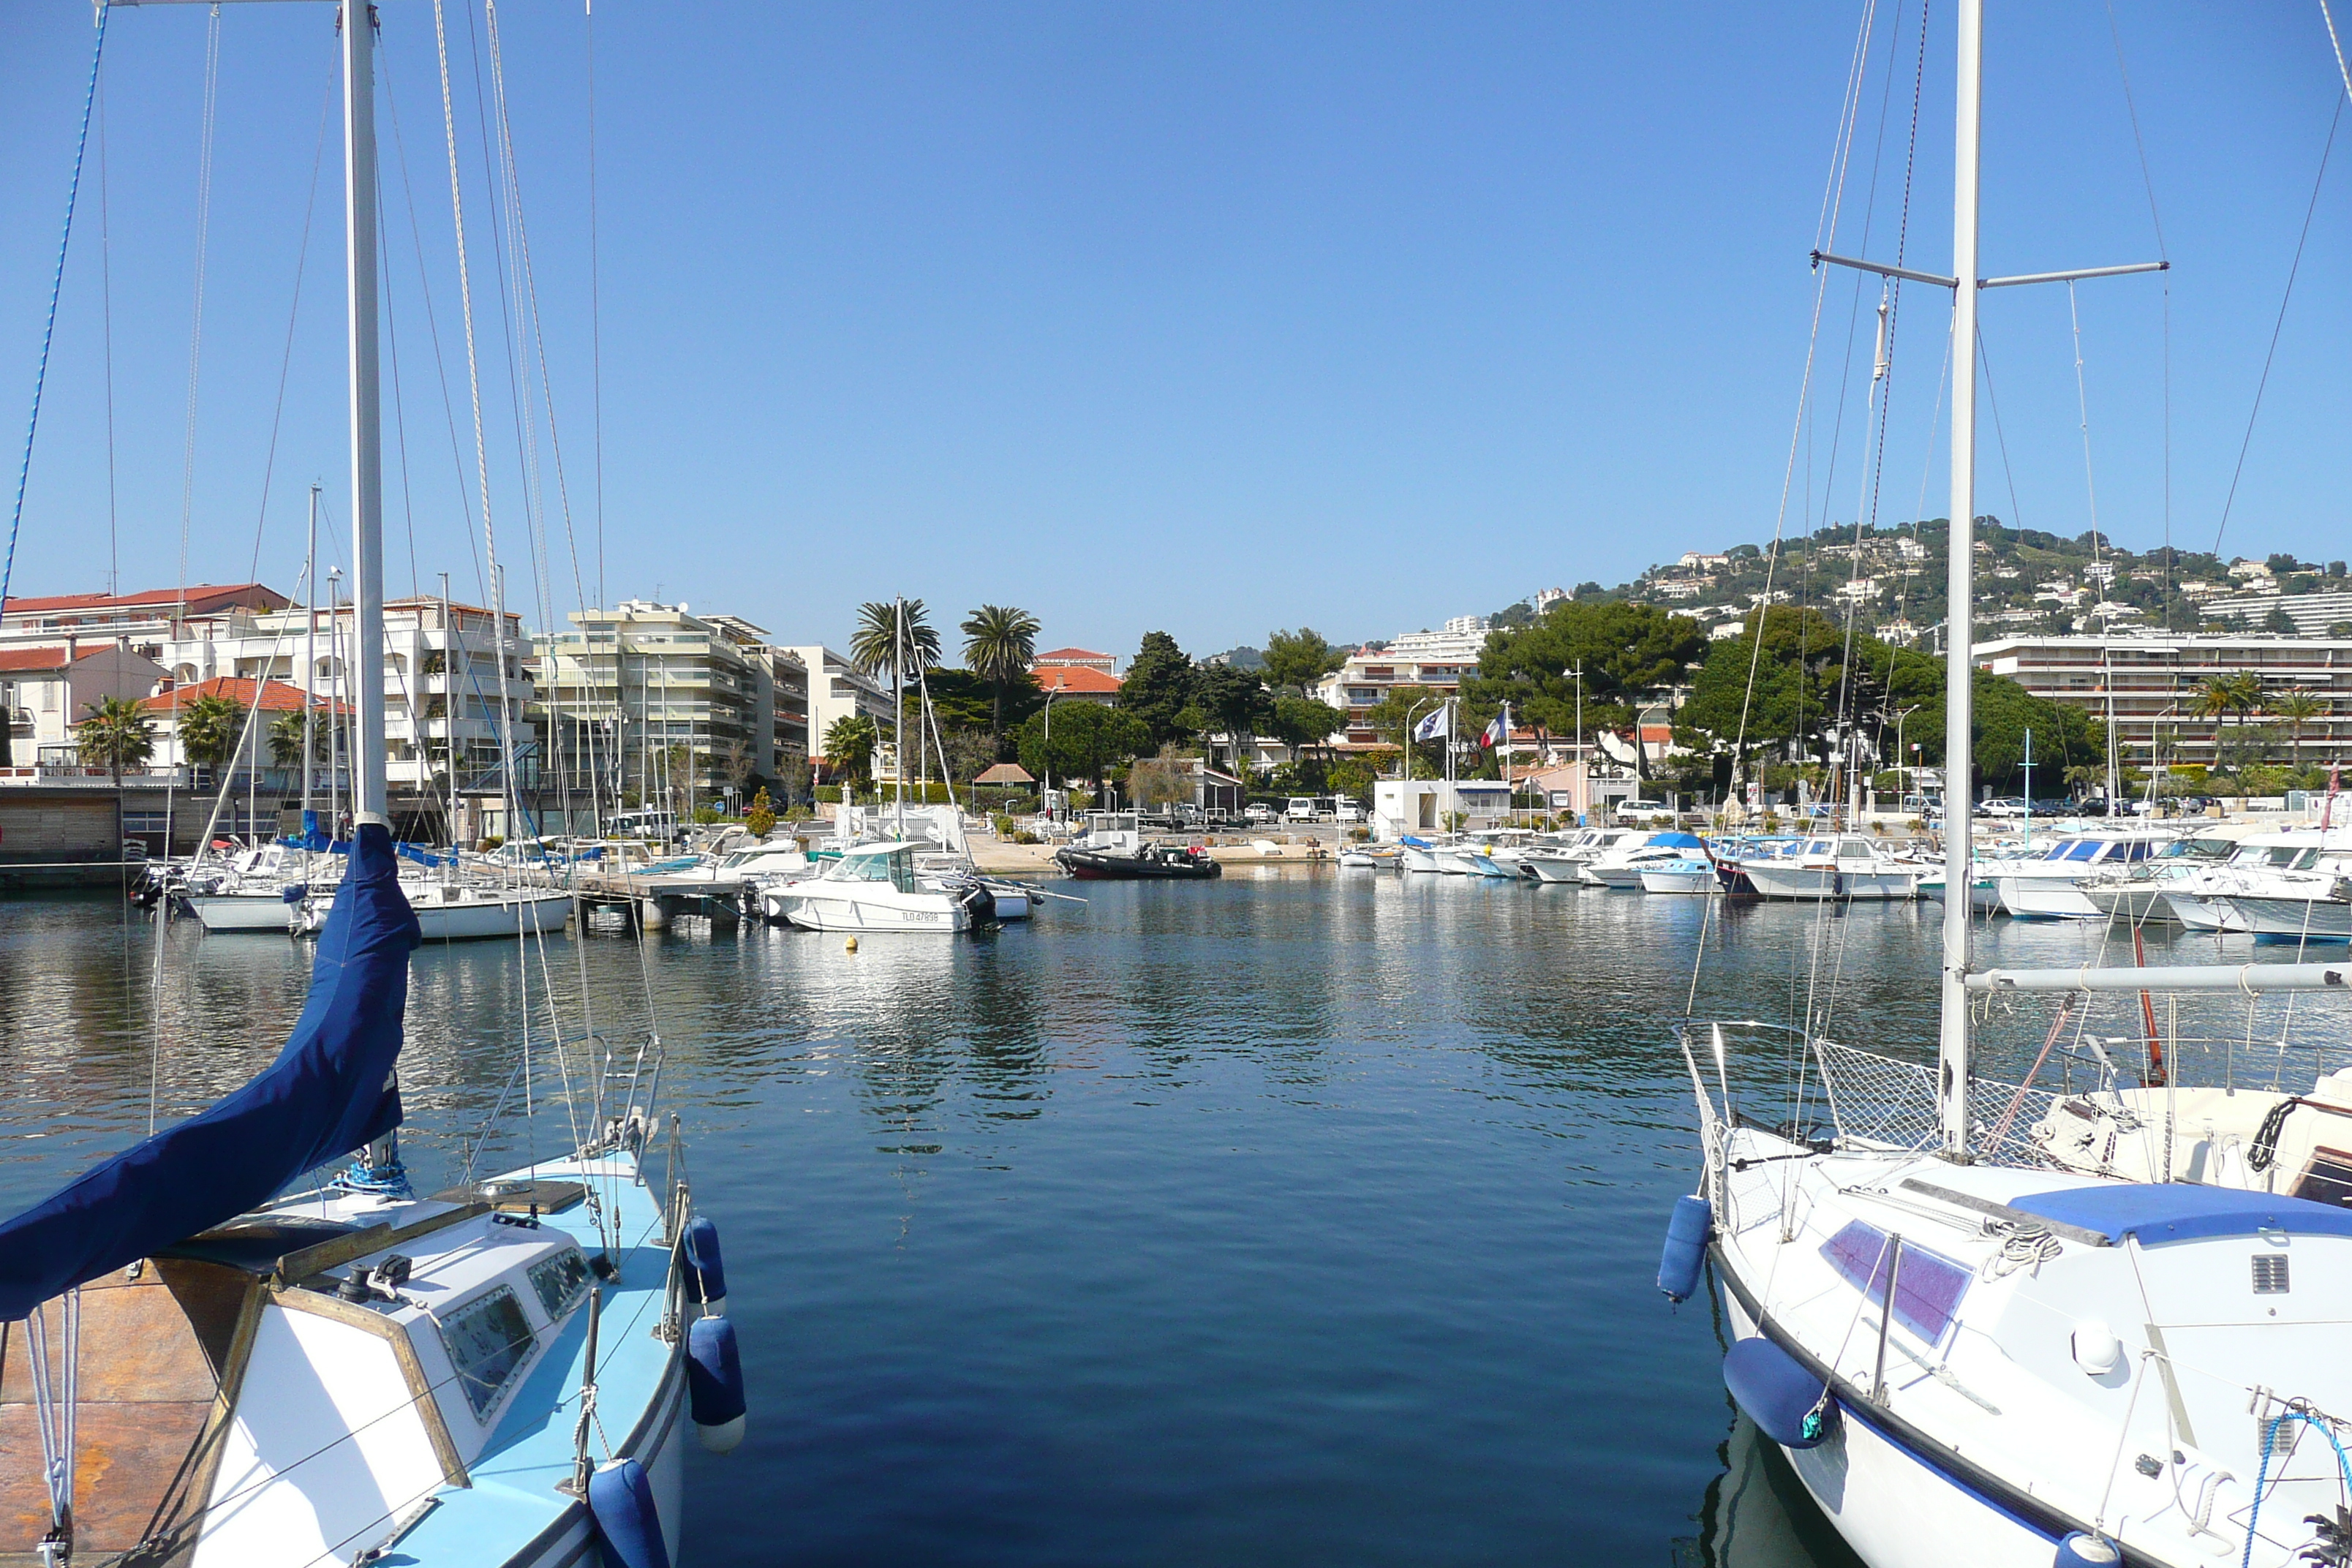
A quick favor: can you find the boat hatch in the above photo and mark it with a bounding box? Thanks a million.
[1818,1220,1970,1344]
[2010,1183,2352,1245]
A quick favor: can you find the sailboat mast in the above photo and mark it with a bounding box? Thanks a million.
[343,0,386,825]
[303,483,319,822]
[1937,0,1983,1160]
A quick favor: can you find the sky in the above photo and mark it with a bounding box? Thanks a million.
[1,2,2348,664]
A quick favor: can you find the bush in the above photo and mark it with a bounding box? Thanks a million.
[815,785,843,804]
[992,813,1018,839]
[693,806,723,825]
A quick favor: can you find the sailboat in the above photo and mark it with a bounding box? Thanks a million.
[1667,7,2352,1567]
[0,7,737,1565]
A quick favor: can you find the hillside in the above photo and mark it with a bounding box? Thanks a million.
[1492,521,2352,644]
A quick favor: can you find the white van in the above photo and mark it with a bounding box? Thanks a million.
[1333,799,1363,824]
[1284,796,1319,822]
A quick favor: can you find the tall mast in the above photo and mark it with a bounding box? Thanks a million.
[343,0,387,825]
[1937,0,1983,1159]
[303,483,320,826]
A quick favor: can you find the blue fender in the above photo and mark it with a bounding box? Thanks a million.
[1656,1194,1711,1304]
[2052,1533,2120,1567]
[587,1457,671,1568]
[1722,1336,1835,1450]
[682,1214,727,1311]
[687,1313,747,1454]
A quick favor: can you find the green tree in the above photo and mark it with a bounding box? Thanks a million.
[1365,685,1447,777]
[1118,631,1199,745]
[1327,758,1376,803]
[959,603,1041,750]
[1196,663,1272,772]
[1262,627,1346,694]
[268,708,326,770]
[1462,599,1704,782]
[178,693,248,772]
[745,785,777,838]
[77,696,154,788]
[823,714,878,794]
[850,599,942,682]
[1269,696,1346,764]
[2192,673,2261,727]
[1016,702,1150,794]
[2271,689,2329,769]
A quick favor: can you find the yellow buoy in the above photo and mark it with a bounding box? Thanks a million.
[845,935,859,953]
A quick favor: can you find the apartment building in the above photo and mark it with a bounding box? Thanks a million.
[0,583,289,660]
[769,644,896,763]
[1975,632,2352,769]
[165,595,534,805]
[1315,620,1493,748]
[2,642,168,764]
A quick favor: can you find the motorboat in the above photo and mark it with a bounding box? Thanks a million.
[1338,844,1402,870]
[2157,833,2351,933]
[2074,832,2250,924]
[1987,829,2176,920]
[1055,840,1221,881]
[1520,828,1626,883]
[1736,834,1924,901]
[1395,834,1452,874]
[1639,852,1720,894]
[764,841,995,930]
[1581,831,1707,889]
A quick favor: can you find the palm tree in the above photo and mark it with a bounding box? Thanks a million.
[78,696,154,788]
[823,714,877,796]
[850,600,941,684]
[268,709,314,770]
[178,693,248,775]
[960,604,1041,751]
[2272,689,2329,770]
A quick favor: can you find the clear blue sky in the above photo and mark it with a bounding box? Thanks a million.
[2,3,2347,662]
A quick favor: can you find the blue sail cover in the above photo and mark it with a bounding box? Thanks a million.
[0,822,420,1319]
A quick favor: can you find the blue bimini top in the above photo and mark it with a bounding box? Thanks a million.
[2011,1183,2352,1245]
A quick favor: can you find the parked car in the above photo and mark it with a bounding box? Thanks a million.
[1978,797,2027,818]
[1333,799,1364,824]
[1244,802,1277,824]
[1284,796,1319,822]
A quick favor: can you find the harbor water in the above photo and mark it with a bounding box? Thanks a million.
[0,871,2315,1566]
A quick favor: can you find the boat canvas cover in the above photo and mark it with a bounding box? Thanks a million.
[2010,1183,2352,1245]
[0,823,421,1319]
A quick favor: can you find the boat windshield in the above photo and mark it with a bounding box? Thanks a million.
[823,850,916,892]
[2059,841,2103,862]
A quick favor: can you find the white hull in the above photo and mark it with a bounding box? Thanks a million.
[1398,845,1446,874]
[2228,894,2352,941]
[1580,864,1646,889]
[2081,882,2174,922]
[1993,875,2101,920]
[1739,864,1918,901]
[2162,891,2249,932]
[1638,868,1716,894]
[304,886,574,941]
[1523,856,1586,883]
[189,893,301,932]
[766,888,970,932]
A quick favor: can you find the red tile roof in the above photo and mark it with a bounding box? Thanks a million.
[0,646,120,672]
[135,677,347,716]
[1033,647,1112,663]
[1036,665,1122,694]
[1,582,287,617]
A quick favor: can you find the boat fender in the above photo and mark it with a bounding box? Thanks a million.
[2051,1531,2119,1567]
[687,1313,747,1454]
[1722,1337,1836,1450]
[281,883,308,904]
[682,1215,728,1313]
[587,1457,671,1568]
[2069,1319,2122,1377]
[1656,1194,1711,1304]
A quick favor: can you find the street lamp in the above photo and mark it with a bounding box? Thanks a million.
[1402,694,1440,783]
[1041,682,1063,820]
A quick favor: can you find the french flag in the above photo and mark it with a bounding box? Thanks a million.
[1480,706,1509,750]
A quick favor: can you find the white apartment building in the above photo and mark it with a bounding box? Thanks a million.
[3,642,168,764]
[1975,632,2352,770]
[1,582,289,661]
[165,595,533,802]
[769,644,896,763]
[1315,622,1496,749]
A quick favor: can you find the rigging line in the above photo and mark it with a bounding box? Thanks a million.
[376,41,495,626]
[585,0,606,608]
[382,194,423,600]
[99,67,118,599]
[2101,0,2170,260]
[2066,281,2106,568]
[2213,88,2342,559]
[1977,328,2027,539]
[2323,0,2352,111]
[247,38,342,585]
[2,6,110,625]
[178,4,226,636]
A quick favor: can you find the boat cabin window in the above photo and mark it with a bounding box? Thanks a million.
[1818,1220,1969,1345]
[2059,841,2103,862]
[2121,841,2152,861]
[1838,839,1872,859]
[529,1247,593,1322]
[439,1284,537,1420]
[2293,848,2323,870]
[1804,840,1831,856]
[824,851,917,892]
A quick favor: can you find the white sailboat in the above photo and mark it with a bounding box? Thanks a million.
[1663,10,2352,1567]
[0,10,735,1567]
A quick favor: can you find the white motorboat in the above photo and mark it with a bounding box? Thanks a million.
[1637,854,1719,894]
[2075,832,2254,924]
[761,841,990,932]
[1987,829,2176,920]
[186,888,307,932]
[1521,828,1625,883]
[1396,835,1452,874]
[1737,834,1923,901]
[1338,845,1402,870]
[1582,831,1708,889]
[2157,833,2351,932]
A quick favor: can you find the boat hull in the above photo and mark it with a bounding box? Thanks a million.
[2228,895,2352,941]
[1741,864,1918,901]
[768,889,973,930]
[2162,891,2249,932]
[1639,868,1716,894]
[188,892,301,932]
[1993,875,2101,920]
[1054,848,1221,880]
[1523,858,1585,883]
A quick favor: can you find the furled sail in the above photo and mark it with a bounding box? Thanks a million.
[0,823,421,1319]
